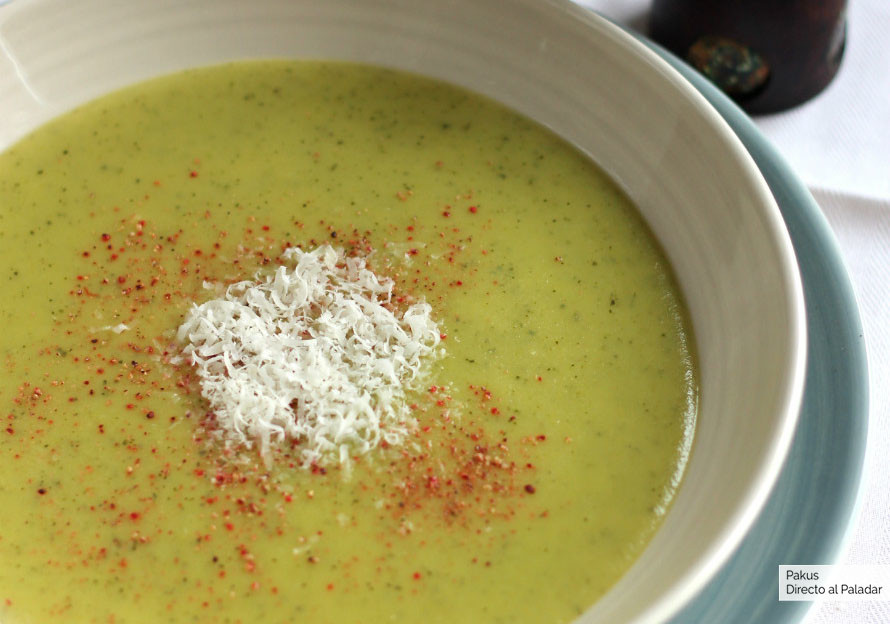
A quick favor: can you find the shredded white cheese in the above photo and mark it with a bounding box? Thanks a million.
[98,323,130,334]
[177,245,440,467]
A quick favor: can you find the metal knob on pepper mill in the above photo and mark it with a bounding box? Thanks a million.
[648,0,847,114]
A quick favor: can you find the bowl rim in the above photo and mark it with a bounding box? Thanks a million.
[550,5,806,621]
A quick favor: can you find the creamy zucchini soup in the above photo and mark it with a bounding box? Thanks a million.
[0,62,696,623]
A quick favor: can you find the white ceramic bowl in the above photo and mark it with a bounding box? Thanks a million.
[0,1,807,622]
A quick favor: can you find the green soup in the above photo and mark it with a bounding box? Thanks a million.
[0,62,696,623]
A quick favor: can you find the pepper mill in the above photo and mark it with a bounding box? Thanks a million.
[648,0,847,114]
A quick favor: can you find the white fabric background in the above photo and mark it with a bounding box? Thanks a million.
[576,1,890,622]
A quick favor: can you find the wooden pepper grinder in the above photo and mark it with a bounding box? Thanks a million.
[648,0,847,114]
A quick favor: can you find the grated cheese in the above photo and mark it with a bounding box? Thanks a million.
[177,245,441,467]
[97,323,130,334]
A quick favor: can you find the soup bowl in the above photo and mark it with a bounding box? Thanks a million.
[0,0,807,622]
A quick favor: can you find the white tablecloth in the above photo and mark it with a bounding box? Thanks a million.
[578,1,890,622]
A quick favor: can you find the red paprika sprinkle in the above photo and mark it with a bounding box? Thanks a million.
[189,170,199,178]
[524,484,536,494]
[469,206,478,214]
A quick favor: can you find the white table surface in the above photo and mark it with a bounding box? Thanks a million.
[578,1,890,623]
